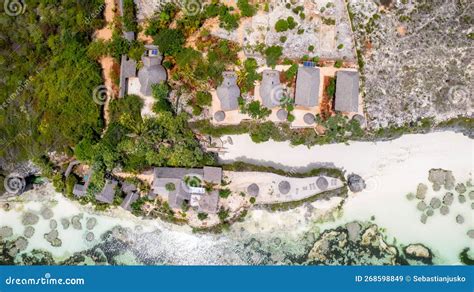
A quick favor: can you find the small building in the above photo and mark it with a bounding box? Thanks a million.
[295,66,320,107]
[198,190,219,214]
[203,166,222,184]
[137,45,167,96]
[95,180,118,204]
[335,71,360,113]
[119,55,137,98]
[72,169,93,198]
[216,71,240,111]
[260,70,282,108]
[151,167,222,213]
[121,192,139,211]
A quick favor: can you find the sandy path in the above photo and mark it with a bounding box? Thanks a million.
[94,0,117,130]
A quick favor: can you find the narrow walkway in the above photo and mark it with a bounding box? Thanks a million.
[94,0,117,131]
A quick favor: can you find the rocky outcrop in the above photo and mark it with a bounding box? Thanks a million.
[40,206,54,220]
[404,244,432,264]
[428,169,455,191]
[21,212,39,226]
[347,174,365,193]
[304,222,430,265]
[86,218,97,230]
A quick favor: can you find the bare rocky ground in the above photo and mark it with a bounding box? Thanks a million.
[349,0,473,129]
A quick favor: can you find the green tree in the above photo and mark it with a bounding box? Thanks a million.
[153,28,185,56]
[275,19,289,32]
[264,45,283,67]
[237,0,256,17]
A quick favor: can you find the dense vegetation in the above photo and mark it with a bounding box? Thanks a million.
[0,0,106,164]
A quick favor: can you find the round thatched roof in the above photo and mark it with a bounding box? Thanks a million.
[278,181,291,194]
[352,114,365,126]
[303,113,315,125]
[276,109,288,121]
[214,111,226,122]
[247,183,259,197]
[316,177,328,190]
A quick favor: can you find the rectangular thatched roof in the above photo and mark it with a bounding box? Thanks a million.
[295,67,320,107]
[335,71,360,113]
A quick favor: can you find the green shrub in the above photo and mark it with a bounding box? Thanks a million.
[218,207,230,221]
[237,0,256,17]
[245,100,271,120]
[287,16,297,29]
[219,188,232,198]
[165,182,176,191]
[197,212,208,220]
[196,91,212,107]
[337,44,344,49]
[275,19,289,32]
[279,36,287,43]
[334,60,343,68]
[308,45,314,52]
[264,45,283,67]
[249,197,256,204]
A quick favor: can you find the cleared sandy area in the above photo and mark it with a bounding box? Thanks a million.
[127,77,157,118]
[225,171,343,204]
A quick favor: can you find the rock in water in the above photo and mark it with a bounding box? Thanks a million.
[40,206,54,220]
[86,232,95,242]
[404,244,431,259]
[49,219,57,229]
[429,197,441,209]
[467,230,474,239]
[458,195,466,204]
[86,218,97,230]
[417,201,427,211]
[24,226,35,238]
[61,218,70,229]
[347,174,365,192]
[456,215,464,224]
[425,208,434,216]
[443,193,454,206]
[346,222,361,242]
[71,215,82,230]
[455,183,466,194]
[416,183,428,199]
[0,226,13,239]
[440,205,449,215]
[469,191,474,200]
[420,214,428,224]
[22,212,39,226]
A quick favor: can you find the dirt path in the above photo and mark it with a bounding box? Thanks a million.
[94,0,117,131]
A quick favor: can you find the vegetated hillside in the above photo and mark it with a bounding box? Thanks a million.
[0,0,106,165]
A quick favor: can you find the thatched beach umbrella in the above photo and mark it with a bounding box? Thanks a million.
[247,183,260,197]
[276,109,288,121]
[214,111,226,122]
[303,113,315,125]
[278,181,291,194]
[352,114,366,127]
[316,177,328,190]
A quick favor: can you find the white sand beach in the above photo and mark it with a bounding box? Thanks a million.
[219,131,474,263]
